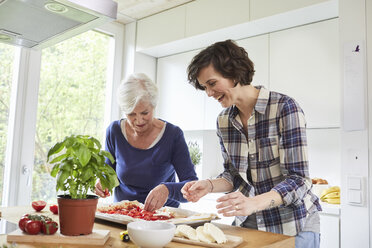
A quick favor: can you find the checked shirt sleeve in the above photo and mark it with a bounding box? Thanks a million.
[271,98,312,207]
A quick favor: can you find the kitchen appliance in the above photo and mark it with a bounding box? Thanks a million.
[0,0,117,49]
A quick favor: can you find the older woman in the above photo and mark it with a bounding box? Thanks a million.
[181,40,321,248]
[95,73,198,211]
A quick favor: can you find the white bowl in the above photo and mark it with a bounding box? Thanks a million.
[312,184,330,197]
[127,221,176,248]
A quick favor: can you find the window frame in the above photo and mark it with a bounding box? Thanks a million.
[2,22,124,206]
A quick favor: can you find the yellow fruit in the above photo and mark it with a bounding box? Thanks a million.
[321,191,340,200]
[324,198,340,204]
[320,186,340,199]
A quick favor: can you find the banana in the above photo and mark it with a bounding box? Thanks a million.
[321,191,340,200]
[320,186,340,199]
[320,186,340,196]
[324,198,340,204]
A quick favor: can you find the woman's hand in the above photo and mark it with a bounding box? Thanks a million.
[144,184,169,212]
[216,191,257,217]
[95,179,110,198]
[181,180,211,202]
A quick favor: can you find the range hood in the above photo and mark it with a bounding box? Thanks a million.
[0,0,117,49]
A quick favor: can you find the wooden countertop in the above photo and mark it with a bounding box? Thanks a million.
[0,206,294,248]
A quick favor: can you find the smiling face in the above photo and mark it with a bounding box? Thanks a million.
[126,100,154,134]
[197,64,237,108]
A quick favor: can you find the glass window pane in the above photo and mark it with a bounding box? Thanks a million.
[0,43,16,206]
[32,30,111,202]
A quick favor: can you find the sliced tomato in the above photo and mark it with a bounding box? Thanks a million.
[31,200,47,212]
[49,204,58,214]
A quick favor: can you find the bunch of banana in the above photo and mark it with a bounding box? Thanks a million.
[320,186,340,204]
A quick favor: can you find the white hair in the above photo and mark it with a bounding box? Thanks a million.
[116,73,158,114]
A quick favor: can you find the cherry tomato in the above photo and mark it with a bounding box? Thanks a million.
[104,188,110,196]
[49,205,58,214]
[25,220,42,235]
[32,200,47,212]
[41,221,58,235]
[18,216,30,231]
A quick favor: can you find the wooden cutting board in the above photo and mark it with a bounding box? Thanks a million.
[172,234,243,248]
[7,229,110,245]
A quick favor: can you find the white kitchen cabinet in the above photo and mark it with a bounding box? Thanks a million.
[136,5,186,51]
[185,0,250,37]
[319,207,340,248]
[269,19,340,128]
[156,50,206,130]
[250,0,329,21]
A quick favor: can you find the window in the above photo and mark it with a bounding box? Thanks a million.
[0,43,16,205]
[32,30,112,202]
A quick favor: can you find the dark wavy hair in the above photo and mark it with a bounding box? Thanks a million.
[187,39,255,90]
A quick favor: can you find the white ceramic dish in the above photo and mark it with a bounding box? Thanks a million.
[312,184,330,197]
[95,204,218,226]
[127,221,176,248]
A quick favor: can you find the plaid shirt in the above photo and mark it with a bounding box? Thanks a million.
[216,86,321,236]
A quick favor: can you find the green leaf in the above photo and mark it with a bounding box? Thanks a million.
[100,150,115,164]
[47,141,65,161]
[50,163,60,178]
[92,153,102,165]
[89,136,102,149]
[81,166,94,182]
[56,170,69,191]
[75,143,91,166]
[60,161,72,172]
[49,153,69,164]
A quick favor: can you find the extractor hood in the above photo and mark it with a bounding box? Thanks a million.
[0,0,117,49]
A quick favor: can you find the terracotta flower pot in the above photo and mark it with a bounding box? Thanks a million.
[57,195,98,236]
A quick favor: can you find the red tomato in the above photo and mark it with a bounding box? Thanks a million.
[18,216,30,231]
[104,188,110,196]
[41,221,58,235]
[25,220,42,235]
[31,200,46,212]
[49,204,58,214]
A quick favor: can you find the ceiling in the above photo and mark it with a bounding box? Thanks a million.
[114,0,194,24]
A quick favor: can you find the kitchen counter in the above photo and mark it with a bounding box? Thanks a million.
[0,206,294,248]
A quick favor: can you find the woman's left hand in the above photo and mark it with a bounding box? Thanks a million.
[144,184,169,212]
[216,191,257,217]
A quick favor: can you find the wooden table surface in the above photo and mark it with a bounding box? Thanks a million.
[0,206,294,248]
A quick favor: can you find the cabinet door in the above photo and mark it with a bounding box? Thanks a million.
[250,0,329,20]
[320,214,340,248]
[185,0,250,37]
[157,50,205,130]
[136,5,186,50]
[269,19,340,128]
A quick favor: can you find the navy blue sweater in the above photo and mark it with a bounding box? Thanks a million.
[105,120,198,207]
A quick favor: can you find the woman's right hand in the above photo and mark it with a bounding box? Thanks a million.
[181,180,211,202]
[95,180,110,198]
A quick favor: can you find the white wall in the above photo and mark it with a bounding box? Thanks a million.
[339,0,371,247]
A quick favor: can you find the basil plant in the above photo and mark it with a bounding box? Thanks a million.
[47,135,119,199]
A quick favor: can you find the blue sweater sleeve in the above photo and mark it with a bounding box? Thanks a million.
[105,121,117,171]
[162,127,198,202]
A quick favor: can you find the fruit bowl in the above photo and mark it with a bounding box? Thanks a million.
[127,221,176,248]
